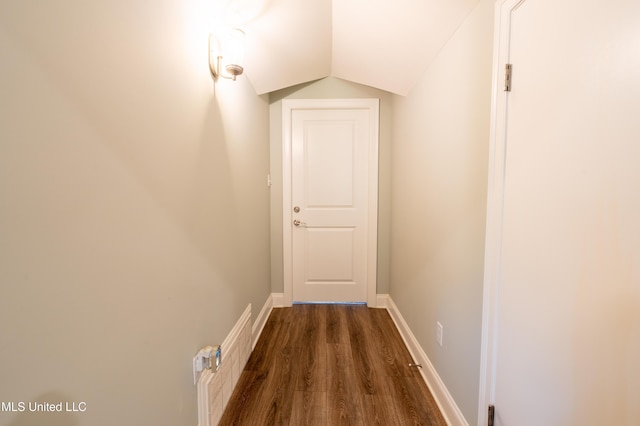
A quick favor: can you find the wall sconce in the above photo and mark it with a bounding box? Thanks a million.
[209,28,246,81]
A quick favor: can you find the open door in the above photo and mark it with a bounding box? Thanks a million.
[480,0,640,425]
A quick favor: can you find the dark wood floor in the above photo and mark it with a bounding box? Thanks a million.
[219,304,447,426]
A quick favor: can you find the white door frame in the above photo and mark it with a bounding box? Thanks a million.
[282,98,379,307]
[477,0,525,424]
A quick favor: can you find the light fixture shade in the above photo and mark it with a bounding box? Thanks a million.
[222,28,246,75]
[209,28,246,81]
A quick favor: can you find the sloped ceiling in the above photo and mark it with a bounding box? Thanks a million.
[220,0,480,96]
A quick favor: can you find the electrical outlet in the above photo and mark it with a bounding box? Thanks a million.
[436,321,443,347]
[192,346,214,385]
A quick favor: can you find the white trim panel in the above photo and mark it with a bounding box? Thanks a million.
[197,304,253,426]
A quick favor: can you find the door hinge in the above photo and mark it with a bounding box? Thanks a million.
[488,404,495,426]
[504,64,512,92]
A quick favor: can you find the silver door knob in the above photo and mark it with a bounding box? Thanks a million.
[293,219,301,226]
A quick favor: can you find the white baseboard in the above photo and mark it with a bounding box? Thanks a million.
[385,296,469,426]
[376,293,390,308]
[252,295,274,350]
[271,292,285,307]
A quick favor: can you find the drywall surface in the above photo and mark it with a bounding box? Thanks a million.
[389,0,495,423]
[0,2,270,425]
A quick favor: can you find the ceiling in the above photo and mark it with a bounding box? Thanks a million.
[217,0,481,96]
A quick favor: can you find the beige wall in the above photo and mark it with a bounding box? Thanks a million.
[268,77,393,295]
[0,2,270,425]
[389,0,495,424]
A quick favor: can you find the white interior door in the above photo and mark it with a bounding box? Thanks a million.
[480,0,640,425]
[282,99,379,305]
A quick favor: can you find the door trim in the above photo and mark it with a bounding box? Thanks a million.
[477,0,525,424]
[282,98,379,307]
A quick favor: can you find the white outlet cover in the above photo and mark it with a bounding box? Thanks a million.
[436,321,443,347]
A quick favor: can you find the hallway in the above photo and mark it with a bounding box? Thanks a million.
[219,305,447,425]
[0,0,493,424]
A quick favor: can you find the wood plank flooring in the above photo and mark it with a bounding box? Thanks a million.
[219,305,447,426]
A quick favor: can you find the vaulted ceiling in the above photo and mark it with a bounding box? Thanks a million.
[218,0,481,96]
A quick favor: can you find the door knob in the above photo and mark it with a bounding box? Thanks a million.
[293,219,307,227]
[293,206,300,213]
